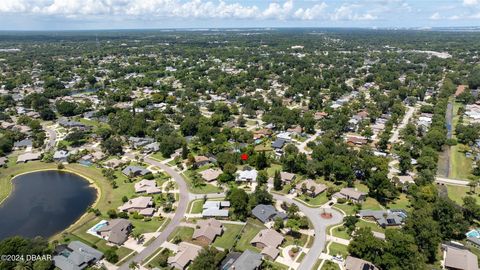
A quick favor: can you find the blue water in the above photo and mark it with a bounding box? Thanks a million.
[466,230,480,238]
[0,171,97,240]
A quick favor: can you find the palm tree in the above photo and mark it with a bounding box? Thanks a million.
[14,261,31,270]
[129,261,139,269]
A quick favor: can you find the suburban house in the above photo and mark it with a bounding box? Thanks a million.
[104,158,125,169]
[271,138,286,150]
[236,168,258,182]
[202,200,230,218]
[129,136,155,149]
[295,179,327,197]
[122,165,151,177]
[442,243,478,270]
[194,155,210,167]
[118,196,154,216]
[358,209,407,227]
[192,218,224,244]
[250,229,284,259]
[16,152,42,163]
[53,150,69,162]
[13,138,32,149]
[334,188,367,203]
[345,256,379,270]
[251,204,287,223]
[168,242,202,270]
[280,172,296,183]
[223,250,262,270]
[53,241,103,270]
[0,157,8,166]
[199,168,222,182]
[253,129,272,140]
[346,135,368,146]
[96,219,132,245]
[134,179,161,194]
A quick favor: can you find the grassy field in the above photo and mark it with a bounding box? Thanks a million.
[235,219,265,252]
[446,185,479,205]
[331,226,351,240]
[281,232,309,248]
[333,203,357,216]
[213,224,244,250]
[328,242,349,258]
[297,192,329,207]
[167,226,194,242]
[182,170,223,194]
[450,144,474,180]
[362,197,384,210]
[386,193,411,210]
[188,199,204,214]
[150,152,167,161]
[356,219,385,233]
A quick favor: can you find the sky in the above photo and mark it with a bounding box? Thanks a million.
[0,0,479,30]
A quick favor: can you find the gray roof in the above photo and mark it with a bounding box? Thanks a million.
[358,209,407,227]
[122,165,151,176]
[271,138,286,149]
[229,250,262,270]
[251,204,287,223]
[53,241,103,270]
[14,139,32,148]
[96,219,132,245]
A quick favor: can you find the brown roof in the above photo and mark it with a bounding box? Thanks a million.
[168,242,202,269]
[192,218,223,243]
[444,245,479,270]
[250,229,284,248]
[280,172,296,182]
[261,246,280,259]
[340,188,366,200]
[296,179,327,195]
[346,135,367,145]
[199,168,222,182]
[194,155,210,163]
[455,85,467,97]
[345,256,379,270]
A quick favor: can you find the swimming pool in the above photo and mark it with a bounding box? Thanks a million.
[87,220,108,238]
[466,229,480,238]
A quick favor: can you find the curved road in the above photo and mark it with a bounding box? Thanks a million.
[118,155,189,270]
[272,194,343,270]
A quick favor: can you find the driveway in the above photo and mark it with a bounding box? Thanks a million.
[118,155,189,270]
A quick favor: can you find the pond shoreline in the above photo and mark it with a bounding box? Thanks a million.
[0,167,101,240]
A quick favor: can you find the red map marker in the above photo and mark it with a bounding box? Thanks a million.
[241,153,249,161]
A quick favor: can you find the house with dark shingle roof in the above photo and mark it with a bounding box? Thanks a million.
[226,250,262,270]
[53,241,103,270]
[122,166,151,177]
[251,204,287,223]
[96,219,132,245]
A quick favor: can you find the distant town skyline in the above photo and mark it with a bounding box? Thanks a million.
[0,0,479,30]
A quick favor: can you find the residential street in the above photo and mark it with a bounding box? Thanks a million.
[118,155,189,270]
[271,194,343,270]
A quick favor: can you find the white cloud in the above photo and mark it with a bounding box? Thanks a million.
[294,3,328,20]
[463,0,479,6]
[262,0,293,20]
[429,12,441,20]
[331,4,377,21]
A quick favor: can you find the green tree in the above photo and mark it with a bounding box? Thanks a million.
[273,170,283,191]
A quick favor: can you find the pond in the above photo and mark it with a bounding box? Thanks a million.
[0,170,97,240]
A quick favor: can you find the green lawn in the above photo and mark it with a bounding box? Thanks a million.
[322,260,341,270]
[182,171,223,194]
[267,164,283,177]
[167,226,194,242]
[356,219,385,233]
[328,242,349,258]
[130,217,164,235]
[281,233,309,248]
[355,182,370,193]
[213,224,244,250]
[235,219,265,252]
[150,152,167,161]
[297,192,329,207]
[450,144,475,180]
[331,226,351,240]
[387,193,411,210]
[446,185,479,205]
[362,197,384,210]
[333,203,357,216]
[188,199,204,214]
